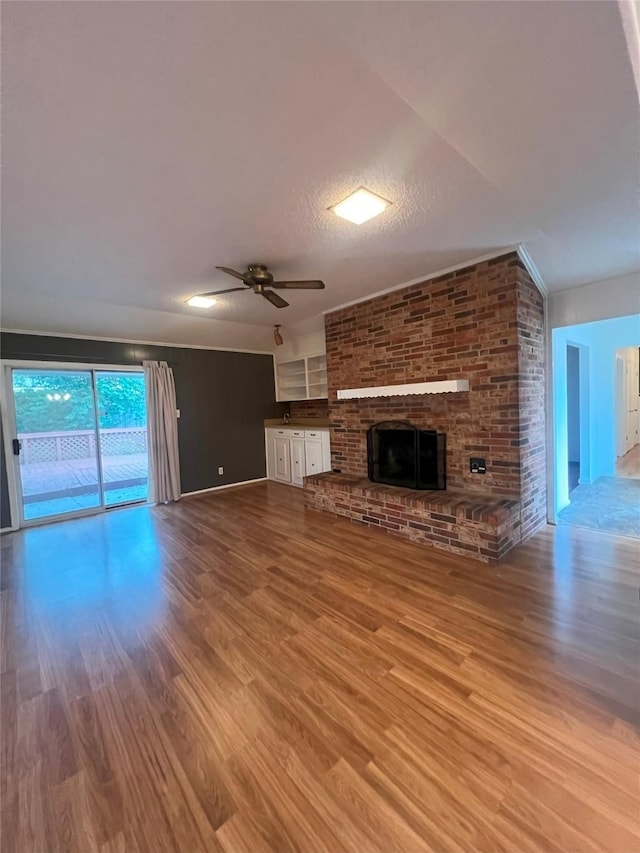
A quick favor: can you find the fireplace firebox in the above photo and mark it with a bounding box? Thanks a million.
[367,421,446,490]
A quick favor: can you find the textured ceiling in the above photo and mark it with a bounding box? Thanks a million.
[2,1,638,350]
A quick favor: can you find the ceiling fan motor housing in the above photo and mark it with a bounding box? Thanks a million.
[246,264,272,283]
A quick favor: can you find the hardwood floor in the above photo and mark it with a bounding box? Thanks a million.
[617,443,640,479]
[1,481,639,852]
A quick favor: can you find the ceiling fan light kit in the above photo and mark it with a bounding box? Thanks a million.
[274,325,284,346]
[190,264,325,310]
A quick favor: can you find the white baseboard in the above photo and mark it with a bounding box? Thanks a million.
[0,526,17,534]
[181,477,267,498]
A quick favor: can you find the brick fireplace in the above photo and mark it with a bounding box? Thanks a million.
[303,251,547,561]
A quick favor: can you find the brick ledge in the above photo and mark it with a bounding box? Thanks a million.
[303,472,521,563]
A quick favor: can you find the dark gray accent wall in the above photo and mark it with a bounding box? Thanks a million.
[0,332,286,527]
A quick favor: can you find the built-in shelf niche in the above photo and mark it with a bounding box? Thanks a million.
[276,354,328,401]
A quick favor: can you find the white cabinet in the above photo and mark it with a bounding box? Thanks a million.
[290,438,305,486]
[266,427,331,486]
[275,354,327,402]
[273,436,291,482]
[304,439,323,476]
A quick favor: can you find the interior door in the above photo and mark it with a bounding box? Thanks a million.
[10,368,102,523]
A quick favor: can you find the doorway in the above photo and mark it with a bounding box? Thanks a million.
[615,347,640,477]
[5,365,148,526]
[552,316,640,538]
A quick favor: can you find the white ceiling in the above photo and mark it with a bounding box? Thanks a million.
[2,1,638,350]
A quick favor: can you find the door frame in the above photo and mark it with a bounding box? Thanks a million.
[1,359,144,530]
[615,354,628,458]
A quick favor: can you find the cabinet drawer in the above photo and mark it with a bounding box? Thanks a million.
[304,429,327,439]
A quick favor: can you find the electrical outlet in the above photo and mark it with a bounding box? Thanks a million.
[470,457,486,474]
[218,466,224,475]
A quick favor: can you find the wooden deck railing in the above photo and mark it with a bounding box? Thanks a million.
[17,427,147,465]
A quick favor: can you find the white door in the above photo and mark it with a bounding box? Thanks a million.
[290,438,305,486]
[616,356,627,458]
[304,439,323,476]
[274,436,291,482]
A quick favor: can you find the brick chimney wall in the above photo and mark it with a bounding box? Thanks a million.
[323,252,546,538]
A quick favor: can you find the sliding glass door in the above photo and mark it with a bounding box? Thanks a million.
[8,366,148,525]
[11,369,102,521]
[95,371,148,507]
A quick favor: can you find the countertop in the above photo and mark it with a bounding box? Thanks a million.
[264,418,331,429]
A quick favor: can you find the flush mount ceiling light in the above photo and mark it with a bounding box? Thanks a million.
[331,187,390,225]
[186,295,217,308]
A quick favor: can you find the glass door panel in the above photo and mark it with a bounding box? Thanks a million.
[11,369,101,521]
[95,371,148,507]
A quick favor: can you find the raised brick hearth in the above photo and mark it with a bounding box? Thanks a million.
[302,251,546,562]
[304,473,521,563]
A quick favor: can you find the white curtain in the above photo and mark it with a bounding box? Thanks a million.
[144,361,181,503]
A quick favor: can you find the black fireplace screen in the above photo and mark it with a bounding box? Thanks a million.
[367,421,446,490]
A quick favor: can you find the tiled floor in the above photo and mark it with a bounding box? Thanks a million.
[558,446,640,538]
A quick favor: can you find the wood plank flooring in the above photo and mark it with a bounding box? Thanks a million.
[1,481,639,852]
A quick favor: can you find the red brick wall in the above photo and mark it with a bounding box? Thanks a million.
[289,399,330,419]
[324,253,546,532]
[327,254,524,495]
[516,267,547,537]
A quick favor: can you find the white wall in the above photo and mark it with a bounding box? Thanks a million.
[549,272,640,329]
[552,314,640,514]
[273,315,326,363]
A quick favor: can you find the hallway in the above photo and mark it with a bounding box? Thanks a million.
[558,444,640,538]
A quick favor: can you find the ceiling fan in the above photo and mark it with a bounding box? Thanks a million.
[198,264,325,309]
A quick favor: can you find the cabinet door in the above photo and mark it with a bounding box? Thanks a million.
[321,431,332,472]
[265,430,277,479]
[274,436,291,482]
[304,439,323,477]
[290,438,305,486]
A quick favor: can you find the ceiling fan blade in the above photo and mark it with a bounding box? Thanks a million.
[261,289,289,308]
[271,280,325,290]
[199,287,248,296]
[215,266,253,285]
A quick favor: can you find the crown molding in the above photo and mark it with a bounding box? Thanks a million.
[516,245,548,297]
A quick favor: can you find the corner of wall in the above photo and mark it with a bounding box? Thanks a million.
[516,266,548,540]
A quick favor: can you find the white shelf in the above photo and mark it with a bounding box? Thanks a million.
[336,379,469,400]
[276,353,328,402]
